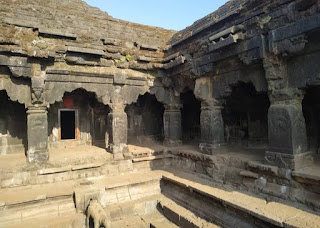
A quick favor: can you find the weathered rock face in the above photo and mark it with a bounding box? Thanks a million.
[0,0,176,161]
[163,0,320,170]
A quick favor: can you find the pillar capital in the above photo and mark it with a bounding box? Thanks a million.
[201,99,224,111]
[110,103,125,113]
[269,88,304,105]
[164,103,182,111]
[27,105,47,113]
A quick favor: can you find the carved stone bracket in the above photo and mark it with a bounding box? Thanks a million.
[31,77,45,105]
[270,34,308,56]
[263,55,288,92]
[0,77,31,106]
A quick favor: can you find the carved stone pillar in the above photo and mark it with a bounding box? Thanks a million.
[263,56,313,169]
[27,63,48,163]
[27,106,49,162]
[266,89,312,170]
[108,104,128,160]
[199,100,225,154]
[163,104,182,146]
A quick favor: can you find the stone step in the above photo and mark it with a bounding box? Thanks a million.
[105,195,161,221]
[160,198,220,228]
[0,198,76,227]
[161,171,320,228]
[150,219,179,228]
[0,159,136,189]
[0,180,74,207]
[4,213,85,228]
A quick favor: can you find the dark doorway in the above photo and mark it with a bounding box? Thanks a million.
[303,86,320,154]
[180,90,201,143]
[223,82,270,147]
[60,110,76,140]
[126,93,164,144]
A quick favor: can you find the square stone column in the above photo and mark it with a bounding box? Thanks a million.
[27,106,49,162]
[163,105,182,146]
[108,105,128,160]
[200,102,225,154]
[266,90,312,169]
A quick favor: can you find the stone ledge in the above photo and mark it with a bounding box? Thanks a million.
[71,162,104,171]
[161,172,320,228]
[38,28,77,40]
[132,155,173,163]
[239,170,259,179]
[247,161,279,176]
[67,46,105,56]
[38,166,72,175]
[160,198,220,228]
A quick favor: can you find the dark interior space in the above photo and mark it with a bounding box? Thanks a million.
[180,90,201,143]
[48,89,110,148]
[222,82,270,147]
[0,90,27,154]
[60,110,76,140]
[126,93,164,145]
[90,101,110,148]
[303,86,320,154]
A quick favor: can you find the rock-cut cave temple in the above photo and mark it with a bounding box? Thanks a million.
[0,0,320,227]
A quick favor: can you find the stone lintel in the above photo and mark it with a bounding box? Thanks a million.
[38,28,77,40]
[102,38,122,46]
[67,46,105,56]
[209,32,246,52]
[136,42,159,51]
[269,13,320,43]
[163,56,186,70]
[209,24,244,42]
[3,17,39,29]
[163,52,180,63]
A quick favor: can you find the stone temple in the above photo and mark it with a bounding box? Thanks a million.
[0,0,320,227]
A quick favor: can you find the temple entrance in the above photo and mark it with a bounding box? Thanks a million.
[180,90,201,144]
[59,109,77,140]
[223,82,269,148]
[126,93,164,145]
[48,89,110,149]
[303,86,320,154]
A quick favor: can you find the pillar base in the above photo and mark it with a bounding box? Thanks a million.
[164,140,182,147]
[109,143,128,160]
[199,143,226,155]
[27,150,49,163]
[265,151,314,170]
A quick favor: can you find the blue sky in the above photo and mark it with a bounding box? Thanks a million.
[83,0,229,31]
